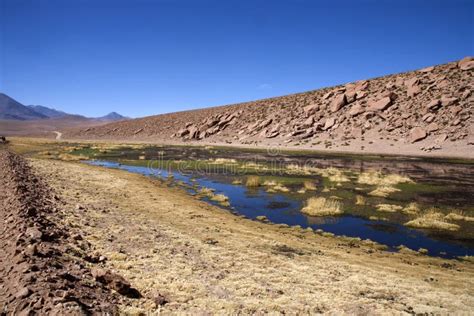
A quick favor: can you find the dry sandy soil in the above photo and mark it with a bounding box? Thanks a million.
[0,117,108,139]
[29,158,474,314]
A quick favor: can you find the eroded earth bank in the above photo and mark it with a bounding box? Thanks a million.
[0,150,142,314]
[2,148,472,314]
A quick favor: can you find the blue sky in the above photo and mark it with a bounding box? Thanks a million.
[1,0,472,118]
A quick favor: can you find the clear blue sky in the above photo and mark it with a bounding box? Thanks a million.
[1,0,473,118]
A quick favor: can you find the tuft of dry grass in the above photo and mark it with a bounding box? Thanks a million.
[286,165,349,183]
[402,202,421,215]
[368,185,401,197]
[376,204,403,213]
[231,179,243,185]
[197,187,230,207]
[265,182,290,193]
[301,197,343,217]
[444,210,474,222]
[358,171,413,186]
[211,158,237,164]
[404,209,460,231]
[263,180,277,186]
[210,194,230,207]
[369,216,389,221]
[197,187,215,197]
[274,184,290,193]
[246,176,261,187]
[355,195,366,205]
[303,181,317,191]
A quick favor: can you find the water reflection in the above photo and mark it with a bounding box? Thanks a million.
[85,158,474,259]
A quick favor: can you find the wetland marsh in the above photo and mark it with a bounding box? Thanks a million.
[67,143,474,258]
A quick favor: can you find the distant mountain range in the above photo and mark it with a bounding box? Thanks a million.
[0,93,127,121]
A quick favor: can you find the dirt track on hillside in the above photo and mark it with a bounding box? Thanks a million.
[30,158,474,314]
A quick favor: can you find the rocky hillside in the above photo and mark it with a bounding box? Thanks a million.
[64,57,473,156]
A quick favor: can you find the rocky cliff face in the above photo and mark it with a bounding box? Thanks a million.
[65,57,473,155]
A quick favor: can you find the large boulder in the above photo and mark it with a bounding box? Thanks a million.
[425,99,441,111]
[408,127,427,143]
[188,126,199,139]
[177,129,189,137]
[367,97,392,111]
[302,116,315,127]
[407,85,421,97]
[303,104,319,115]
[419,66,435,73]
[354,80,369,91]
[323,117,336,130]
[348,103,364,117]
[440,96,458,107]
[458,56,474,71]
[330,94,347,113]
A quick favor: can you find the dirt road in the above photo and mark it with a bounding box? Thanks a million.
[53,131,62,140]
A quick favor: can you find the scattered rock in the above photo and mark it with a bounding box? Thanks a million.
[303,104,319,115]
[440,96,458,107]
[349,103,364,117]
[419,66,434,73]
[92,268,140,298]
[425,99,441,111]
[458,56,474,70]
[426,123,439,133]
[408,127,427,143]
[367,97,392,111]
[330,93,347,112]
[323,118,336,130]
[15,287,31,299]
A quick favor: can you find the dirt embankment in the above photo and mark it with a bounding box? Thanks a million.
[63,57,473,158]
[0,150,140,314]
[29,158,474,314]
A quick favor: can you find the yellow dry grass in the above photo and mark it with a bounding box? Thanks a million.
[211,158,237,164]
[231,179,243,185]
[301,197,343,216]
[405,209,460,231]
[303,181,317,191]
[369,216,389,221]
[445,210,474,222]
[358,171,413,186]
[246,176,261,187]
[402,202,421,215]
[273,184,290,192]
[376,204,403,213]
[368,185,401,197]
[286,165,349,183]
[197,187,230,207]
[355,195,366,205]
[263,180,277,186]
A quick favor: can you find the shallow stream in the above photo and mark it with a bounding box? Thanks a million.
[81,145,474,259]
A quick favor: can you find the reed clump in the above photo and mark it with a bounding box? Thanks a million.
[301,197,343,217]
